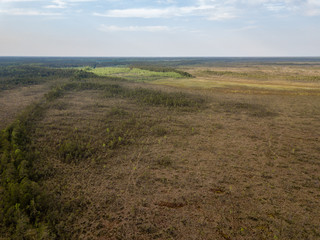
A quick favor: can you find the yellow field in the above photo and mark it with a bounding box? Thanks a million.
[153,66,320,95]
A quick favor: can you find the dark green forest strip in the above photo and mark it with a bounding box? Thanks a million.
[130,64,194,78]
[0,64,126,91]
[1,57,320,68]
[0,98,57,239]
[0,81,75,238]
[0,66,95,91]
[0,82,78,238]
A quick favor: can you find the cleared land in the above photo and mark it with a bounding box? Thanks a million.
[1,59,320,239]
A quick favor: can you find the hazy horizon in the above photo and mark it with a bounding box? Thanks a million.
[1,56,320,58]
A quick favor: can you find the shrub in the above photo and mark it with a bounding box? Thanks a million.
[152,126,168,136]
[157,156,173,167]
[130,64,194,78]
[58,136,91,164]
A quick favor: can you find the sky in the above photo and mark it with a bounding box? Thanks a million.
[0,0,320,56]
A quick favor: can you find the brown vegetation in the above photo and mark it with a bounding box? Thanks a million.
[31,83,320,239]
[1,62,320,239]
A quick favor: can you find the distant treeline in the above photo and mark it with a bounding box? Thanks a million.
[202,70,320,82]
[0,65,72,78]
[2,57,320,68]
[130,64,193,78]
[0,66,97,90]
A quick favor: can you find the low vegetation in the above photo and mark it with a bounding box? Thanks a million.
[85,66,186,82]
[0,66,76,91]
[200,69,320,82]
[0,70,205,238]
[130,64,194,78]
[47,82,205,109]
[0,58,320,239]
[104,85,204,108]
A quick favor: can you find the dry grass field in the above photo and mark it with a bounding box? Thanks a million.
[154,65,320,95]
[0,85,51,129]
[1,61,320,239]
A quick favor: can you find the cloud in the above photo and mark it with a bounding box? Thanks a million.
[43,0,96,8]
[0,0,98,17]
[98,24,171,32]
[67,0,96,1]
[157,0,176,4]
[263,3,286,12]
[228,25,258,32]
[0,8,62,15]
[0,0,95,2]
[233,0,320,16]
[94,4,236,21]
[94,8,176,18]
[305,8,320,16]
[44,0,66,9]
[0,0,41,2]
[2,0,320,20]
[305,0,320,16]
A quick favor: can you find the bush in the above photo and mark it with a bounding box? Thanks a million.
[59,138,91,164]
[130,64,194,78]
[103,83,204,108]
[124,88,204,108]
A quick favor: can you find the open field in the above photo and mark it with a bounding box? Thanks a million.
[0,58,320,239]
[84,67,185,82]
[79,64,320,95]
[154,65,320,95]
[0,85,50,129]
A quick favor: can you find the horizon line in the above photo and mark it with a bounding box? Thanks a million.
[1,56,320,58]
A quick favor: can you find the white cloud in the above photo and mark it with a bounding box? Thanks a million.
[2,0,320,20]
[98,24,171,32]
[94,4,236,21]
[157,0,176,4]
[228,25,258,32]
[67,0,95,1]
[263,3,286,12]
[0,0,41,2]
[94,8,175,18]
[305,8,320,16]
[0,8,62,15]
[200,0,320,16]
[92,0,320,22]
[43,0,96,8]
[308,0,320,6]
[44,0,66,9]
[0,0,98,17]
[305,0,320,15]
[234,0,320,15]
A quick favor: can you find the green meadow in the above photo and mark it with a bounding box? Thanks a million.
[84,67,184,82]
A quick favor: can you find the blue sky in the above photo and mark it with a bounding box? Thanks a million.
[0,0,319,56]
